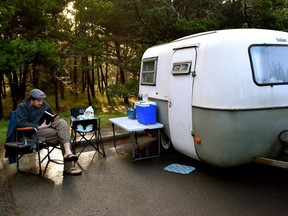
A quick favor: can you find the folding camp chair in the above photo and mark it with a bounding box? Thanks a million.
[4,111,61,176]
[70,107,106,158]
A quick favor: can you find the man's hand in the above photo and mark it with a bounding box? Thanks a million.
[53,115,60,122]
[38,120,51,130]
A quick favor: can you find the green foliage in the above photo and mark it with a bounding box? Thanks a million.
[108,80,139,98]
[175,18,221,35]
[0,39,60,74]
[97,109,126,127]
[10,39,37,66]
[244,0,288,29]
[0,5,15,31]
[0,118,8,143]
[74,0,114,24]
[0,39,34,72]
[34,40,61,69]
[0,0,64,75]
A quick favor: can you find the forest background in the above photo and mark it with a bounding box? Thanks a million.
[1,0,288,120]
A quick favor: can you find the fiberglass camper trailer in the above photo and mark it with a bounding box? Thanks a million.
[139,28,288,168]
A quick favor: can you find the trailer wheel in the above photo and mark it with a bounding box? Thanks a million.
[279,130,288,144]
[161,133,172,150]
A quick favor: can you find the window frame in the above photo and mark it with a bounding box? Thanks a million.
[140,57,158,86]
[249,44,288,86]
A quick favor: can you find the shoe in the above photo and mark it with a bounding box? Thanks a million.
[64,153,78,162]
[63,168,82,176]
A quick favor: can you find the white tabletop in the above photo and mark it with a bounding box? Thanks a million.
[109,117,164,132]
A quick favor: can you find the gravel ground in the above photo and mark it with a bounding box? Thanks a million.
[0,158,17,216]
[0,125,126,216]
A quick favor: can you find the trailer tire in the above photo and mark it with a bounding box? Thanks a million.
[279,130,288,144]
[161,133,173,151]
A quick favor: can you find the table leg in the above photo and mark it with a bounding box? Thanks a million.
[130,131,136,160]
[112,123,116,148]
[157,129,161,156]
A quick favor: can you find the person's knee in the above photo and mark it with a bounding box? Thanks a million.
[58,118,66,124]
[57,119,69,128]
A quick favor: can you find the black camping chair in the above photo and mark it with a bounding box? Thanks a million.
[70,107,106,158]
[4,111,61,176]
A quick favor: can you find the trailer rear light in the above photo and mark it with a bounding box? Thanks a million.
[195,137,201,144]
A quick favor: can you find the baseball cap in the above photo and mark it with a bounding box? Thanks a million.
[29,89,46,99]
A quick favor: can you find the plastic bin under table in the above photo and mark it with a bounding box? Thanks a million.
[109,117,164,161]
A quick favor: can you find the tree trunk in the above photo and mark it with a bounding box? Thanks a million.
[73,57,77,84]
[19,64,29,100]
[103,63,111,105]
[86,65,92,105]
[7,72,19,110]
[91,56,95,98]
[71,56,78,92]
[81,56,87,92]
[54,76,59,110]
[1,74,7,99]
[115,41,129,104]
[86,56,94,100]
[243,0,252,28]
[59,69,65,99]
[32,63,39,88]
[96,66,102,94]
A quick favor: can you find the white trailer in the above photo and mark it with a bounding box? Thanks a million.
[139,28,288,168]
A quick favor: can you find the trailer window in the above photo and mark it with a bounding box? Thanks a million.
[249,45,288,86]
[141,58,157,85]
[172,62,191,75]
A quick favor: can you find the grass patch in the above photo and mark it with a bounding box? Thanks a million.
[97,109,126,127]
[0,119,9,157]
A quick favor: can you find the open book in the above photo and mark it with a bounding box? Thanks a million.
[39,111,58,124]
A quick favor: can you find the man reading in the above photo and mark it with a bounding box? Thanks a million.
[16,89,82,175]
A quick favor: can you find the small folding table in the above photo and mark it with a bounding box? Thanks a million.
[109,117,164,161]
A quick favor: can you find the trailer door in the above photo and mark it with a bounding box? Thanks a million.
[168,47,199,160]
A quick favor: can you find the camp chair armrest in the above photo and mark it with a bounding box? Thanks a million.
[16,127,37,132]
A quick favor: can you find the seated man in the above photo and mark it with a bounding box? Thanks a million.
[16,88,82,175]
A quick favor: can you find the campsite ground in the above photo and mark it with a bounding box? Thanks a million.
[1,131,288,216]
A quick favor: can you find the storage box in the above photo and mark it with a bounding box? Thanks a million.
[126,108,137,119]
[136,103,157,125]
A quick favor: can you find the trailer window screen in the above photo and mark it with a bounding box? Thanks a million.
[141,58,157,85]
[249,45,288,86]
[172,62,191,74]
